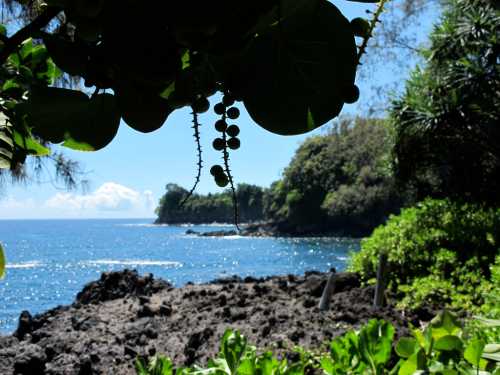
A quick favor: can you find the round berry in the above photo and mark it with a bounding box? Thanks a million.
[214,103,225,115]
[192,97,210,113]
[212,138,225,151]
[222,94,235,107]
[343,85,360,104]
[215,119,227,132]
[215,174,229,187]
[227,137,240,150]
[226,107,240,119]
[210,165,224,176]
[226,125,240,137]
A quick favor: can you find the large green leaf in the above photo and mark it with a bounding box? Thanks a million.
[25,87,120,151]
[13,131,50,156]
[396,338,417,358]
[43,34,88,76]
[228,0,357,135]
[434,335,463,352]
[116,85,172,133]
[0,242,5,279]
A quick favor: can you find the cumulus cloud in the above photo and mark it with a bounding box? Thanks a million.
[43,182,155,217]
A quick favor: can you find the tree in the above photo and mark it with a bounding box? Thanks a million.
[155,183,266,224]
[264,117,403,236]
[391,0,500,205]
[0,0,385,192]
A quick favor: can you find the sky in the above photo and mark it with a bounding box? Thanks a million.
[0,1,439,220]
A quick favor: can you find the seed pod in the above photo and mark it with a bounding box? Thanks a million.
[343,85,360,104]
[192,97,210,113]
[226,107,240,119]
[210,165,224,176]
[227,137,240,150]
[214,103,225,115]
[226,125,240,137]
[215,174,229,187]
[212,138,225,151]
[215,119,227,132]
[222,94,235,107]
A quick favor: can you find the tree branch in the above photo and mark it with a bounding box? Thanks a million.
[0,6,61,63]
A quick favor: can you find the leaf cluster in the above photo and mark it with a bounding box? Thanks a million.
[0,0,372,179]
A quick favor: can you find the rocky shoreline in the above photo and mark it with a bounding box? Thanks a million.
[0,269,433,375]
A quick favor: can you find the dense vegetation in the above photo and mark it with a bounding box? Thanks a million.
[263,117,403,237]
[136,312,500,375]
[391,0,500,205]
[351,0,500,315]
[350,199,500,311]
[155,183,266,224]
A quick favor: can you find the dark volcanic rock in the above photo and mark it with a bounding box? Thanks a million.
[75,269,171,304]
[13,344,47,374]
[0,269,432,375]
[14,311,33,340]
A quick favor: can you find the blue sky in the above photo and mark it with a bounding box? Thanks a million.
[0,1,439,219]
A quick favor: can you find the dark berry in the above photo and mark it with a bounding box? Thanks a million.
[214,103,225,115]
[343,85,360,104]
[210,165,224,176]
[192,97,210,113]
[222,94,235,107]
[215,174,229,187]
[226,125,240,137]
[226,107,240,119]
[227,137,240,150]
[212,138,225,151]
[215,119,227,132]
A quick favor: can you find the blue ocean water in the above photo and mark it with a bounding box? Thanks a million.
[0,219,360,334]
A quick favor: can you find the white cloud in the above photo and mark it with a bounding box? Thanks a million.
[0,182,156,219]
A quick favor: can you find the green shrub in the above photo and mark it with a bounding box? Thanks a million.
[349,198,500,310]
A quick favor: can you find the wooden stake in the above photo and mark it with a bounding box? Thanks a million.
[319,272,337,311]
[374,253,388,308]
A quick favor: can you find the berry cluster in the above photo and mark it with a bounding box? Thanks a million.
[210,93,240,187]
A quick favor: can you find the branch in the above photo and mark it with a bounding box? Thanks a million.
[0,6,61,63]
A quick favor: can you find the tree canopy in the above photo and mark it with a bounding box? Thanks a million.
[263,117,403,236]
[0,0,381,183]
[391,0,500,205]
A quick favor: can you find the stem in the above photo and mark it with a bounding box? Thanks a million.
[221,113,240,231]
[357,0,389,65]
[179,111,203,207]
[0,7,61,63]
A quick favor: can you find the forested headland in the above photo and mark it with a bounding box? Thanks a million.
[155,117,404,237]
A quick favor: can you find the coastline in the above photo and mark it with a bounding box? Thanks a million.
[0,269,431,374]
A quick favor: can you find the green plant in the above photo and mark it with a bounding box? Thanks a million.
[393,311,500,374]
[0,242,5,279]
[135,312,500,375]
[349,198,500,310]
[321,319,394,374]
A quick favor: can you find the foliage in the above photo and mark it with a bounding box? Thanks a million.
[264,117,404,237]
[0,0,379,180]
[155,183,266,224]
[391,0,500,205]
[349,198,500,311]
[0,241,5,279]
[136,312,500,375]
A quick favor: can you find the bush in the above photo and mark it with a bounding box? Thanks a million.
[349,199,500,311]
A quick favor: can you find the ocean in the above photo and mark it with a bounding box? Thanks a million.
[0,219,360,334]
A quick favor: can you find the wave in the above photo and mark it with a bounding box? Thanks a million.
[6,261,42,269]
[83,259,183,267]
